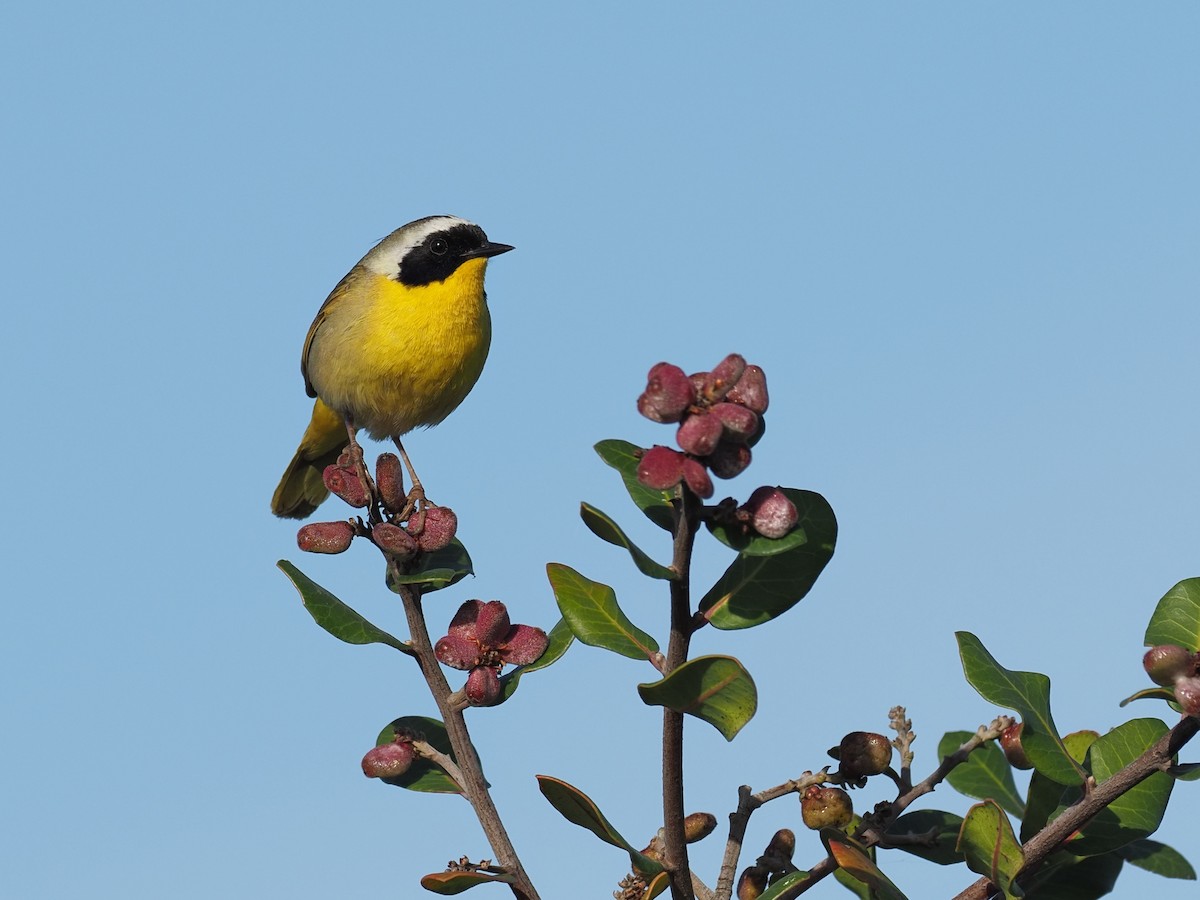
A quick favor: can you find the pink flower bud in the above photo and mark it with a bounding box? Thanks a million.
[361,740,415,778]
[465,665,502,706]
[999,722,1032,770]
[707,441,752,479]
[742,486,798,539]
[704,353,747,402]
[637,362,696,423]
[410,506,457,553]
[676,411,724,456]
[297,521,355,554]
[681,457,714,499]
[637,446,685,491]
[1143,644,1195,686]
[375,453,406,511]
[473,601,512,648]
[371,522,418,558]
[710,402,759,441]
[502,624,550,666]
[322,464,369,508]
[1174,676,1200,716]
[726,364,768,413]
[435,633,481,670]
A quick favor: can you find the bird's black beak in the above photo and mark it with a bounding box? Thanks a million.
[464,241,514,261]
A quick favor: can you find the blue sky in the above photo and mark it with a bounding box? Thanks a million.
[3,3,1199,898]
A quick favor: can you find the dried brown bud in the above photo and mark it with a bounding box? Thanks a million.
[999,721,1032,770]
[371,522,418,558]
[742,486,798,539]
[297,521,355,554]
[637,445,685,491]
[676,411,723,456]
[736,865,768,900]
[683,812,718,844]
[322,464,369,508]
[361,740,415,778]
[375,453,406,511]
[800,785,853,830]
[726,364,768,413]
[764,828,796,864]
[1143,644,1195,686]
[638,362,696,423]
[836,731,893,779]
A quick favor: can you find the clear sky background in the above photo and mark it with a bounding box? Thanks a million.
[3,4,1199,899]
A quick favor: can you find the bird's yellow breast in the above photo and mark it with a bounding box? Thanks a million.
[305,257,493,439]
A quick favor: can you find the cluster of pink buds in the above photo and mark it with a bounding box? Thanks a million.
[434,600,549,707]
[295,452,457,560]
[1143,644,1200,715]
[635,354,799,540]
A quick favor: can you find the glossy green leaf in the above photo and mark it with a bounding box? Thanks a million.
[1118,839,1197,879]
[957,799,1024,899]
[705,488,820,557]
[885,809,965,866]
[386,538,473,592]
[594,439,675,530]
[547,563,659,661]
[956,631,1084,784]
[938,731,1025,818]
[278,560,413,655]
[419,870,515,894]
[759,870,811,899]
[580,502,674,580]
[1144,578,1200,651]
[535,775,664,875]
[699,492,837,629]
[497,618,575,703]
[823,830,909,900]
[637,655,757,741]
[1068,718,1173,856]
[375,716,469,794]
[1023,851,1122,900]
[641,871,670,899]
[1020,731,1098,843]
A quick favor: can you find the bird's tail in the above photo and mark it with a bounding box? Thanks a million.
[271,398,349,519]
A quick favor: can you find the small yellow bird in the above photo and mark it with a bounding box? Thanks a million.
[272,215,513,519]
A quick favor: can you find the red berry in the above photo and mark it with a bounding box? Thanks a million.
[742,486,798,539]
[676,411,723,456]
[710,402,759,441]
[371,522,418,557]
[1174,676,1200,716]
[465,665,502,706]
[1143,645,1195,686]
[707,441,752,479]
[322,464,369,508]
[726,364,768,413]
[703,353,747,402]
[411,506,458,552]
[638,362,696,423]
[361,740,415,778]
[681,457,714,499]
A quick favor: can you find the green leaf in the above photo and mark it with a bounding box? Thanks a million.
[705,488,819,557]
[594,439,675,530]
[386,538,473,593]
[1068,718,1173,856]
[938,731,1026,818]
[637,655,757,741]
[1020,731,1098,843]
[419,871,515,894]
[535,775,664,875]
[1119,686,1179,708]
[1144,578,1200,651]
[1023,851,1122,900]
[375,717,469,794]
[759,871,811,899]
[1118,839,1197,879]
[580,502,674,580]
[885,809,965,866]
[641,872,671,898]
[823,831,909,900]
[547,563,659,661]
[699,491,837,630]
[497,618,575,703]
[278,560,413,655]
[957,799,1024,899]
[956,632,1084,785]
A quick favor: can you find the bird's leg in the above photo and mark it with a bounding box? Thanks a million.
[343,415,381,522]
[391,438,428,516]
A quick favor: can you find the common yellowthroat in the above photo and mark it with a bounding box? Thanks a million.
[271,216,513,519]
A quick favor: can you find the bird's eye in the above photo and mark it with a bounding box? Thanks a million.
[430,237,449,255]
